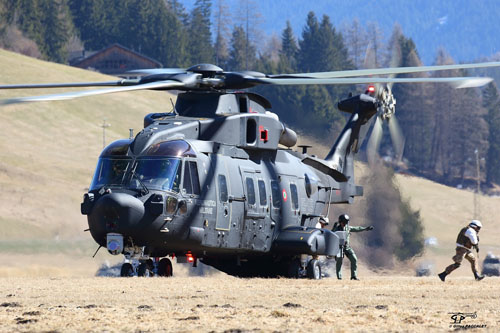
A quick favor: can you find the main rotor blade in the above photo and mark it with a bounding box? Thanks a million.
[271,61,500,79]
[255,76,492,87]
[126,68,187,76]
[0,80,137,89]
[366,116,383,166]
[0,80,184,106]
[388,116,405,162]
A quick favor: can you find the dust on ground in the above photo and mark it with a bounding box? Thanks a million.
[0,276,498,332]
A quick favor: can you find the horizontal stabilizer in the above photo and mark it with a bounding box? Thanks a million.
[302,156,347,182]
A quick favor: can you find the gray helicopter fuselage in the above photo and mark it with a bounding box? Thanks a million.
[82,91,369,276]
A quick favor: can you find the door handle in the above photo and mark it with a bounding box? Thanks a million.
[228,195,246,202]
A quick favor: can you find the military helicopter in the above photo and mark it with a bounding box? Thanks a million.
[1,61,499,279]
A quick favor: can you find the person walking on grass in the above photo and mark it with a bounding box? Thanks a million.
[438,220,485,282]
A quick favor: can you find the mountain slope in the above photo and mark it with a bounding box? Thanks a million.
[0,49,172,246]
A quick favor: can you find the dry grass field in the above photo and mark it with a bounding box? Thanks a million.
[0,276,499,332]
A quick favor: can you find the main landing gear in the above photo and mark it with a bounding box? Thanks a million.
[287,256,322,280]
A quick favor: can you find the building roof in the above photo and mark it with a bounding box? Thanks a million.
[72,43,162,75]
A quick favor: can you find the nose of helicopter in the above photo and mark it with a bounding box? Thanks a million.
[88,193,145,243]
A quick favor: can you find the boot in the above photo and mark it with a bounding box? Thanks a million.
[351,277,359,280]
[474,272,485,281]
[438,272,447,282]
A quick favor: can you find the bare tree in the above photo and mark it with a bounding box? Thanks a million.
[365,21,385,68]
[213,0,231,67]
[342,18,367,69]
[261,33,281,65]
[235,0,263,70]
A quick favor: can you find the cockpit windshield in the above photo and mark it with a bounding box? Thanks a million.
[90,158,131,191]
[130,157,181,192]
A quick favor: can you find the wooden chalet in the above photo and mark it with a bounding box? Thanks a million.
[71,43,162,76]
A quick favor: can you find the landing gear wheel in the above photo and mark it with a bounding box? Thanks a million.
[138,260,154,277]
[287,258,301,278]
[120,263,134,277]
[158,258,173,277]
[307,259,322,280]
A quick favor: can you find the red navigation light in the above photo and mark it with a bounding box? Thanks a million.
[367,85,376,94]
[186,253,194,263]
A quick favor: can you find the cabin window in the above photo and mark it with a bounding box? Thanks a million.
[183,161,200,195]
[271,180,281,208]
[290,183,299,210]
[218,174,228,202]
[245,177,256,205]
[258,179,267,206]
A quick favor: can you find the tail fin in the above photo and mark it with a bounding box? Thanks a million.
[325,93,378,180]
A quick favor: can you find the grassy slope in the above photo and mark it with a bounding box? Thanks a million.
[0,49,172,256]
[0,49,498,275]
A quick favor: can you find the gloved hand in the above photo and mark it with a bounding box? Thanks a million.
[475,245,480,253]
[366,225,374,231]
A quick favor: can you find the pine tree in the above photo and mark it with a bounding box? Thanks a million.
[228,25,255,70]
[235,0,262,70]
[38,0,71,63]
[391,35,432,173]
[213,0,231,68]
[396,199,424,261]
[280,21,298,70]
[297,12,320,72]
[359,163,424,267]
[187,0,214,65]
[483,83,500,184]
[165,0,189,67]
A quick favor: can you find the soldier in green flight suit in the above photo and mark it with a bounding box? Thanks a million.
[332,214,374,280]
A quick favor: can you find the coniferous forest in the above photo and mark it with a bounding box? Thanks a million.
[1,0,500,190]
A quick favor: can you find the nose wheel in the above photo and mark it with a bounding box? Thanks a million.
[138,259,155,277]
[120,263,135,277]
[119,257,173,277]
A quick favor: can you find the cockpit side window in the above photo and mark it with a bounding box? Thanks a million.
[90,157,131,190]
[183,161,200,195]
[218,174,228,202]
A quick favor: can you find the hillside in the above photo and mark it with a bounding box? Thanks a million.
[0,49,172,263]
[295,135,500,274]
[0,50,499,277]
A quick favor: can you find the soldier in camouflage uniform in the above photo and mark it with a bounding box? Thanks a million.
[438,220,485,281]
[332,214,373,280]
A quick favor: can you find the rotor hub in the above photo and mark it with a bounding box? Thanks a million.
[377,87,396,121]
